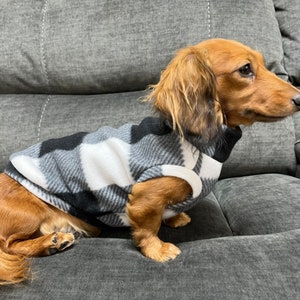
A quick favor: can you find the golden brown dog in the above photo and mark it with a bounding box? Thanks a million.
[1,39,299,285]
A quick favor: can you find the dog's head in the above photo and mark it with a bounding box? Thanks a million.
[146,38,300,140]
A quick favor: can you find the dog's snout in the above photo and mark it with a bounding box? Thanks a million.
[292,94,300,108]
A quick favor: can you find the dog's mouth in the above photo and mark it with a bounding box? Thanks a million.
[255,114,287,122]
[244,109,291,122]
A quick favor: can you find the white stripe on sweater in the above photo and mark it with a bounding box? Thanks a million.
[11,155,48,190]
[80,137,135,190]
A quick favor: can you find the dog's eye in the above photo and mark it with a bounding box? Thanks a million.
[238,63,254,77]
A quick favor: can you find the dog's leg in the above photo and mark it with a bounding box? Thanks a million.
[164,212,191,228]
[0,174,95,258]
[5,232,76,257]
[127,177,192,262]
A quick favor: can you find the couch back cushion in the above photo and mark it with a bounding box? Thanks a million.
[221,117,297,178]
[273,0,300,86]
[0,0,288,94]
[0,0,297,177]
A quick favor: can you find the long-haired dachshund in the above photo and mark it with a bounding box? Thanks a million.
[1,39,300,285]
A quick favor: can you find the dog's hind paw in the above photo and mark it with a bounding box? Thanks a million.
[48,232,76,254]
[164,212,191,228]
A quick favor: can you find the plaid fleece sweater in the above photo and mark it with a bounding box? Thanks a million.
[5,117,241,227]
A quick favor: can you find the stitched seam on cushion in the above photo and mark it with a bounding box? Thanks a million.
[211,189,234,236]
[37,96,51,142]
[207,0,211,38]
[40,0,50,90]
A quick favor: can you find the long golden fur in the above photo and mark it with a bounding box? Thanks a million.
[1,39,299,285]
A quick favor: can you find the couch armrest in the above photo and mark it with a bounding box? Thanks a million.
[293,91,300,178]
[295,141,300,178]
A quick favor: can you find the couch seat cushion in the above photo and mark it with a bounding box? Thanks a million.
[1,230,299,299]
[214,173,300,235]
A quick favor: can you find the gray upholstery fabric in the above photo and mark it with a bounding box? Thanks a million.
[1,230,299,300]
[274,0,300,85]
[221,117,297,178]
[215,174,300,235]
[293,113,300,176]
[0,0,287,94]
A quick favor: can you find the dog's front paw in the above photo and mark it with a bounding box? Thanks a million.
[141,238,181,262]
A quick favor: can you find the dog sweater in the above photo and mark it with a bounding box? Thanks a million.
[5,117,242,227]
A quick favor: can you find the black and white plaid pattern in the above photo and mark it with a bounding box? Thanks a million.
[5,117,242,227]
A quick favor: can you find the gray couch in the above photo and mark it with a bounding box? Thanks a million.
[1,1,299,299]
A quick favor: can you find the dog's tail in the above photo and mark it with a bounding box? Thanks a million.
[0,244,31,285]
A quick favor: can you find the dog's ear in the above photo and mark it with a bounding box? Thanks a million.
[145,46,223,140]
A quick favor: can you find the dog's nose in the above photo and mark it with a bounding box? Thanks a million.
[292,94,300,108]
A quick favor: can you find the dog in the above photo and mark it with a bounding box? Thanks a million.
[0,39,299,285]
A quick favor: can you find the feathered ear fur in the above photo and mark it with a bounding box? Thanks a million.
[145,46,223,140]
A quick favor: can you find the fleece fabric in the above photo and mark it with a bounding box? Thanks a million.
[5,117,242,227]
